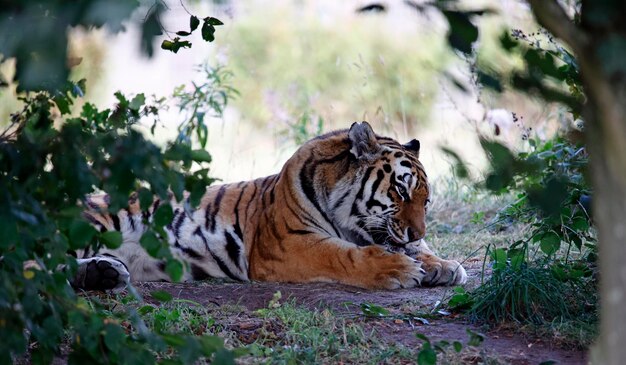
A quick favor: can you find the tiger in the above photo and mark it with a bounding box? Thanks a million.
[72,122,467,292]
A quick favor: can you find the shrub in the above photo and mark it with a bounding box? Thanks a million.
[0,81,236,364]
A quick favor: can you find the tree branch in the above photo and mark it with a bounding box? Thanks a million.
[526,0,588,55]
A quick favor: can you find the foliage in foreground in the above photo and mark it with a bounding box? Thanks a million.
[0,81,237,363]
[0,0,222,92]
[448,135,597,344]
[444,20,597,345]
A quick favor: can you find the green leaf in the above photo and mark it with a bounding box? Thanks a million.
[199,336,226,356]
[206,17,224,26]
[160,333,187,347]
[213,348,236,365]
[453,341,463,352]
[191,149,212,163]
[103,324,125,352]
[151,290,173,302]
[359,302,389,317]
[509,251,525,271]
[0,215,18,249]
[491,248,507,270]
[142,1,164,57]
[571,217,589,231]
[53,95,71,115]
[190,16,200,31]
[201,22,216,42]
[69,220,97,249]
[415,333,430,343]
[540,232,561,256]
[140,231,162,257]
[160,38,192,54]
[441,147,469,178]
[442,10,478,55]
[129,93,145,110]
[176,31,191,36]
[477,70,503,92]
[100,231,123,249]
[154,203,173,228]
[417,343,437,365]
[166,259,184,282]
[138,305,156,315]
[466,328,485,346]
[499,30,518,51]
[138,188,153,210]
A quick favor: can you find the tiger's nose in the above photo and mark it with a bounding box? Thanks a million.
[407,227,423,241]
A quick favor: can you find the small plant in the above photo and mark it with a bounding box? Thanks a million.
[415,329,484,365]
[279,109,324,146]
[172,64,239,149]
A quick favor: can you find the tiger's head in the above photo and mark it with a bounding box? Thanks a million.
[333,122,430,248]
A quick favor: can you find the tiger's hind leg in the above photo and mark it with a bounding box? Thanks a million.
[71,256,130,292]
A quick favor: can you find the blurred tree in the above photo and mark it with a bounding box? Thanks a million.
[523,1,626,363]
[427,0,625,361]
[0,0,222,91]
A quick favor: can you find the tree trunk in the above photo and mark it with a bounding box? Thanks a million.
[585,102,626,365]
[526,1,626,363]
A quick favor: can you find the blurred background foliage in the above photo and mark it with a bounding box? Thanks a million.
[217,3,448,133]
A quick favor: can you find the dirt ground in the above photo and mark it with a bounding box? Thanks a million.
[134,263,588,365]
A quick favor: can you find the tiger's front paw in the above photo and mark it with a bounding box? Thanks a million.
[72,257,130,292]
[373,252,427,289]
[420,258,467,286]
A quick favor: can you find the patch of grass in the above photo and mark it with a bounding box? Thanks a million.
[469,266,572,324]
[520,317,598,350]
[426,177,523,261]
[140,300,219,336]
[460,264,597,349]
[251,301,413,364]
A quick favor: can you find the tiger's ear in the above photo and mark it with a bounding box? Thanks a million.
[349,121,379,159]
[403,139,420,157]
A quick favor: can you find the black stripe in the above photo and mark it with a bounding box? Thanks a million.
[194,227,240,280]
[174,240,203,259]
[285,221,315,235]
[125,208,136,231]
[245,182,258,222]
[82,213,108,232]
[350,166,374,216]
[111,215,121,231]
[284,185,329,234]
[173,209,186,238]
[204,202,213,230]
[270,184,276,204]
[366,169,386,210]
[332,189,352,210]
[233,184,247,241]
[260,175,277,206]
[318,150,351,165]
[191,264,211,280]
[224,230,242,269]
[210,252,239,280]
[85,198,101,211]
[299,156,341,237]
[210,185,227,232]
[82,245,91,258]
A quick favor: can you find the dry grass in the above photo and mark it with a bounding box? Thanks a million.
[426,178,524,262]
